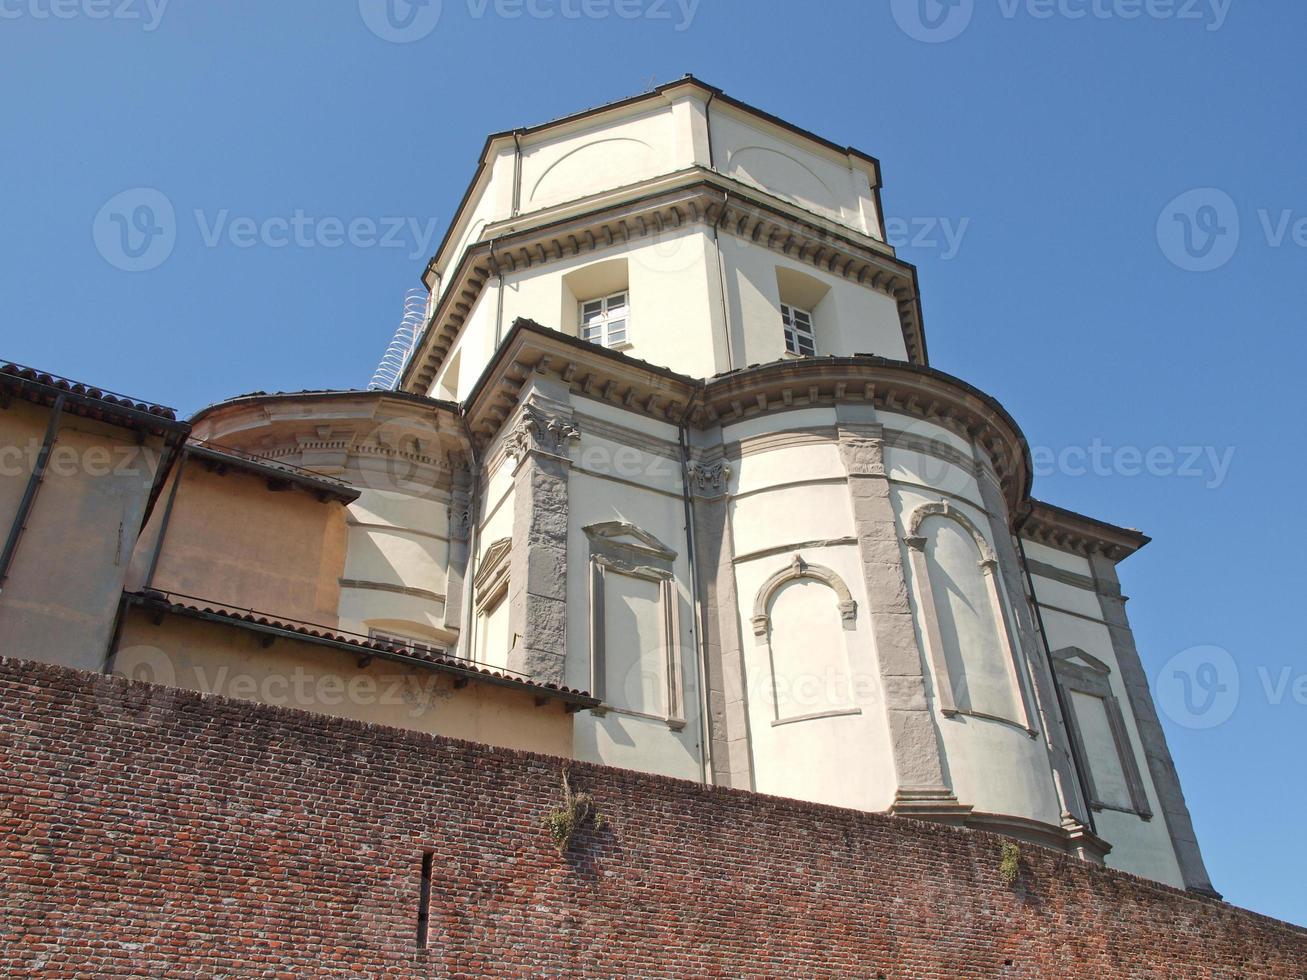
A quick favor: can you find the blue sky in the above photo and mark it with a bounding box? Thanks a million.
[3,0,1304,926]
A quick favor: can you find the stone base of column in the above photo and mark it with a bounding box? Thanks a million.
[888,788,973,825]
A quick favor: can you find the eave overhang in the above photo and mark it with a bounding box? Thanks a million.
[1018,499,1151,562]
[466,320,1030,513]
[185,442,362,504]
[701,353,1032,509]
[125,590,599,710]
[403,173,926,394]
[1,360,188,439]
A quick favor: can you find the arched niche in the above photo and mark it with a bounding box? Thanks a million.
[751,555,860,726]
[904,500,1034,732]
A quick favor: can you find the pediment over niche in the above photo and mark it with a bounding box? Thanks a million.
[473,537,513,601]
[583,522,676,560]
[1052,646,1111,676]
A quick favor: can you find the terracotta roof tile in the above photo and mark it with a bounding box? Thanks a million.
[125,590,598,708]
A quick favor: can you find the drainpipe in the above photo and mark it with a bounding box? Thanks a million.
[490,238,506,349]
[710,191,735,372]
[142,447,188,592]
[0,393,65,595]
[1017,528,1097,836]
[702,92,735,371]
[104,427,189,672]
[703,89,716,171]
[511,130,523,218]
[457,410,481,663]
[678,389,713,786]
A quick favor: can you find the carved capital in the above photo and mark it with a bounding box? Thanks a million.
[687,460,732,496]
[837,599,858,626]
[451,505,473,540]
[838,435,885,478]
[507,404,580,462]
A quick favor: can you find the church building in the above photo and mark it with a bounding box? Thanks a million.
[0,77,1215,899]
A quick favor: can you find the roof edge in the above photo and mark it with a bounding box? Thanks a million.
[125,590,599,708]
[1020,498,1151,561]
[423,74,884,287]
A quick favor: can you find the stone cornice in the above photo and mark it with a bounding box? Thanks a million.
[465,320,696,450]
[190,390,472,479]
[402,172,927,394]
[466,321,1032,513]
[700,355,1031,510]
[1018,499,1150,563]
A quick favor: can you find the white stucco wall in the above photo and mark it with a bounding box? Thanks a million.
[719,235,907,367]
[518,105,679,215]
[723,408,897,813]
[338,487,452,645]
[565,397,703,783]
[708,104,881,238]
[1023,542,1187,888]
[892,451,1063,829]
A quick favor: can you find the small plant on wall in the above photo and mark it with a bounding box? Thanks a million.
[543,766,605,855]
[999,841,1022,886]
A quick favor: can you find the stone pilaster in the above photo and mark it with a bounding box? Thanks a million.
[505,397,577,688]
[1089,553,1219,898]
[687,455,753,790]
[443,474,473,637]
[837,421,968,821]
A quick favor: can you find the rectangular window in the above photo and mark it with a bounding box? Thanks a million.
[580,291,629,349]
[781,303,816,356]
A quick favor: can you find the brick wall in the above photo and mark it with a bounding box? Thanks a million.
[1,655,1303,978]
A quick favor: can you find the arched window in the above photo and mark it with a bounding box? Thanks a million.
[905,501,1032,730]
[751,555,859,725]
